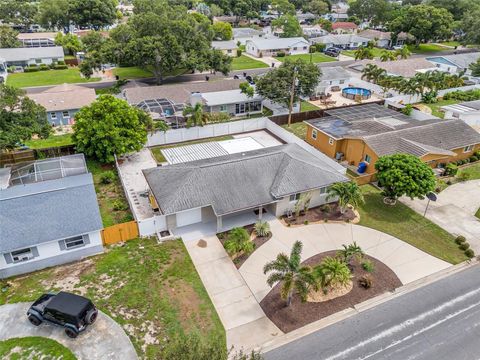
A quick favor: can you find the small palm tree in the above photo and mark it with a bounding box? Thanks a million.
[379,50,396,62]
[314,257,351,292]
[326,181,365,214]
[394,47,411,60]
[337,241,364,265]
[254,220,271,237]
[183,102,205,128]
[354,46,374,60]
[224,227,253,256]
[263,241,316,306]
[361,64,386,84]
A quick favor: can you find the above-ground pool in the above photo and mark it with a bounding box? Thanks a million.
[342,87,372,100]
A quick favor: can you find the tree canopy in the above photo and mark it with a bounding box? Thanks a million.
[36,0,70,31]
[72,95,151,163]
[0,84,49,151]
[0,25,20,48]
[69,0,117,30]
[348,0,392,26]
[212,21,233,40]
[272,14,303,38]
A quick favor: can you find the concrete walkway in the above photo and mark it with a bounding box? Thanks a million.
[401,180,480,254]
[239,220,451,303]
[0,303,138,360]
[244,53,281,68]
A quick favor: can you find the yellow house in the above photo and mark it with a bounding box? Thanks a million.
[304,104,480,177]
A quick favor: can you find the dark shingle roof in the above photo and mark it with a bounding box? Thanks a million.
[0,173,103,252]
[143,144,348,216]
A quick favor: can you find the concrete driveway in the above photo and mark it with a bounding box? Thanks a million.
[0,303,138,360]
[401,180,480,253]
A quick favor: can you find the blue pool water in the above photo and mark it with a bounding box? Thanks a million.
[342,87,371,96]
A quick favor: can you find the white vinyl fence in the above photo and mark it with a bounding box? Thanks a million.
[386,84,480,106]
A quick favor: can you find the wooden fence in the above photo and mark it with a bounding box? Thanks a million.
[1,145,76,167]
[0,150,35,167]
[102,221,139,245]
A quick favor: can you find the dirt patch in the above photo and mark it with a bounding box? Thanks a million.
[282,203,357,226]
[260,251,402,333]
[39,259,95,295]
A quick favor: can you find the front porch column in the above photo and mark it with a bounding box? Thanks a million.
[217,215,223,232]
[258,206,263,220]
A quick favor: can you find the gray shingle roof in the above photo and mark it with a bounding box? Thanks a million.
[0,173,103,253]
[349,58,435,78]
[143,144,348,216]
[310,34,370,46]
[211,40,237,50]
[246,37,309,50]
[319,66,352,82]
[0,46,64,62]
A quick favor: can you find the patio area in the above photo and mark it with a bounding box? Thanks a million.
[308,88,383,110]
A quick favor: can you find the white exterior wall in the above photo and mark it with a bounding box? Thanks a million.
[137,215,167,237]
[431,62,458,74]
[274,189,331,217]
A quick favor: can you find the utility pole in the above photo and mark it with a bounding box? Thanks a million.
[287,66,297,128]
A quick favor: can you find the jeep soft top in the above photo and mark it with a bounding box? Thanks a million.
[45,291,94,324]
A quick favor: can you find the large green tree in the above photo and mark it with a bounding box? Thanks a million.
[0,0,38,30]
[212,21,233,40]
[36,0,70,31]
[462,6,480,45]
[0,85,49,150]
[72,95,151,163]
[348,0,392,26]
[54,33,83,55]
[0,25,20,48]
[69,0,117,30]
[303,0,329,17]
[375,153,436,203]
[272,14,303,38]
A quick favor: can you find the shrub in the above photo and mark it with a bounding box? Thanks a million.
[401,104,413,116]
[276,51,286,57]
[24,66,40,72]
[254,220,271,237]
[58,60,66,65]
[361,259,375,273]
[465,249,475,258]
[459,242,470,251]
[54,64,69,70]
[39,64,49,71]
[358,275,373,289]
[100,170,116,184]
[470,156,478,162]
[7,66,16,73]
[112,200,129,211]
[236,49,242,57]
[316,43,326,52]
[444,163,458,176]
[224,227,253,256]
[455,235,467,244]
[205,112,230,123]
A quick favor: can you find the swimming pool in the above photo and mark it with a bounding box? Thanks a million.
[342,87,372,100]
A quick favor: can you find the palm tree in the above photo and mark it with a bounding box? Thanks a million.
[379,50,396,62]
[361,64,386,84]
[394,47,411,60]
[326,181,365,214]
[183,102,205,127]
[313,257,351,292]
[224,227,254,256]
[263,241,316,306]
[354,46,374,60]
[337,242,364,265]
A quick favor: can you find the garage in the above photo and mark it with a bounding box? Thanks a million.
[176,208,202,227]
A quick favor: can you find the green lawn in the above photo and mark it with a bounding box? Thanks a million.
[275,53,337,63]
[0,238,225,359]
[458,162,480,180]
[341,47,385,58]
[231,55,269,71]
[112,66,154,79]
[150,136,234,163]
[407,43,448,54]
[300,100,320,112]
[25,134,73,149]
[0,337,76,360]
[86,159,133,227]
[282,122,307,140]
[439,41,461,48]
[7,69,100,88]
[358,185,467,264]
[419,99,459,119]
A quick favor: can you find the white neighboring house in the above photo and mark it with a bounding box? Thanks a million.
[0,46,64,67]
[315,66,352,95]
[211,40,238,57]
[426,53,480,75]
[0,155,104,278]
[302,25,329,39]
[233,27,266,45]
[17,32,57,48]
[310,34,369,49]
[190,89,263,116]
[245,37,310,57]
[0,57,7,83]
[441,100,480,128]
[358,29,409,48]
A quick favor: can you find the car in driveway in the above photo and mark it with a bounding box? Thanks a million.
[27,291,98,338]
[324,48,340,57]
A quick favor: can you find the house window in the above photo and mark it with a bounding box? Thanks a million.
[340,80,345,84]
[293,47,297,50]
[219,105,227,112]
[364,154,372,163]
[62,111,69,118]
[312,129,317,140]
[320,186,327,194]
[50,112,57,120]
[289,193,301,202]
[235,103,246,114]
[464,145,474,153]
[227,50,232,53]
[328,138,334,145]
[35,59,42,64]
[64,235,85,250]
[303,46,307,50]
[11,248,34,263]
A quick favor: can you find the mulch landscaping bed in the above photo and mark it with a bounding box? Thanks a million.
[260,251,402,333]
[283,202,356,225]
[217,224,272,269]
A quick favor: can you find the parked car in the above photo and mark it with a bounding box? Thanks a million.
[27,291,98,338]
[324,48,340,57]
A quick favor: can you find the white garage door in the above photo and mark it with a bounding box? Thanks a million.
[176,208,202,227]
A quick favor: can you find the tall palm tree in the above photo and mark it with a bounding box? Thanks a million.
[326,181,365,214]
[263,241,316,306]
[183,102,205,127]
[361,64,386,83]
[354,46,374,60]
[313,257,351,292]
[379,50,396,62]
[394,47,411,60]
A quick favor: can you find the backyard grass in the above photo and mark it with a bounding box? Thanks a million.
[419,99,458,119]
[150,135,234,163]
[439,41,461,48]
[0,337,76,360]
[341,47,385,58]
[300,100,320,112]
[86,159,133,227]
[112,66,153,79]
[7,68,100,88]
[358,185,467,264]
[24,134,73,149]
[458,162,480,180]
[275,53,337,63]
[0,238,225,359]
[231,55,269,70]
[407,43,448,54]
[282,122,307,140]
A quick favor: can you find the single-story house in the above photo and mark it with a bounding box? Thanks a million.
[17,32,57,48]
[427,53,480,75]
[349,58,437,78]
[331,22,358,35]
[0,155,103,278]
[304,103,480,177]
[310,34,369,49]
[143,144,348,232]
[245,37,310,57]
[0,46,64,67]
[315,66,352,95]
[28,84,97,126]
[441,100,480,128]
[233,28,265,45]
[358,30,409,48]
[190,89,263,116]
[302,25,329,39]
[211,40,238,56]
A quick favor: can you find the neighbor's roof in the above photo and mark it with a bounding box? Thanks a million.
[427,53,480,70]
[143,144,348,216]
[201,89,262,106]
[212,40,237,50]
[233,28,263,38]
[0,46,64,62]
[332,22,358,30]
[349,58,436,78]
[0,173,103,253]
[124,79,244,105]
[17,32,58,40]
[311,34,369,46]
[28,84,96,112]
[246,37,309,50]
[358,29,391,41]
[319,66,352,82]
[441,100,480,114]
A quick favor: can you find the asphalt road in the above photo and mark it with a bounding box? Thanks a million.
[264,264,480,360]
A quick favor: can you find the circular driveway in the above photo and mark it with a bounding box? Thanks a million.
[0,303,137,360]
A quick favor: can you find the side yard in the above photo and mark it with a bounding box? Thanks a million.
[281,122,307,140]
[417,99,458,118]
[231,55,269,71]
[7,69,100,88]
[25,134,73,149]
[275,53,337,63]
[0,238,225,359]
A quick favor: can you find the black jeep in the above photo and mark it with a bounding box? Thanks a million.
[27,291,98,338]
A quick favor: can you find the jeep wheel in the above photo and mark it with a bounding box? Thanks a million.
[28,314,42,326]
[85,309,98,325]
[65,327,78,338]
